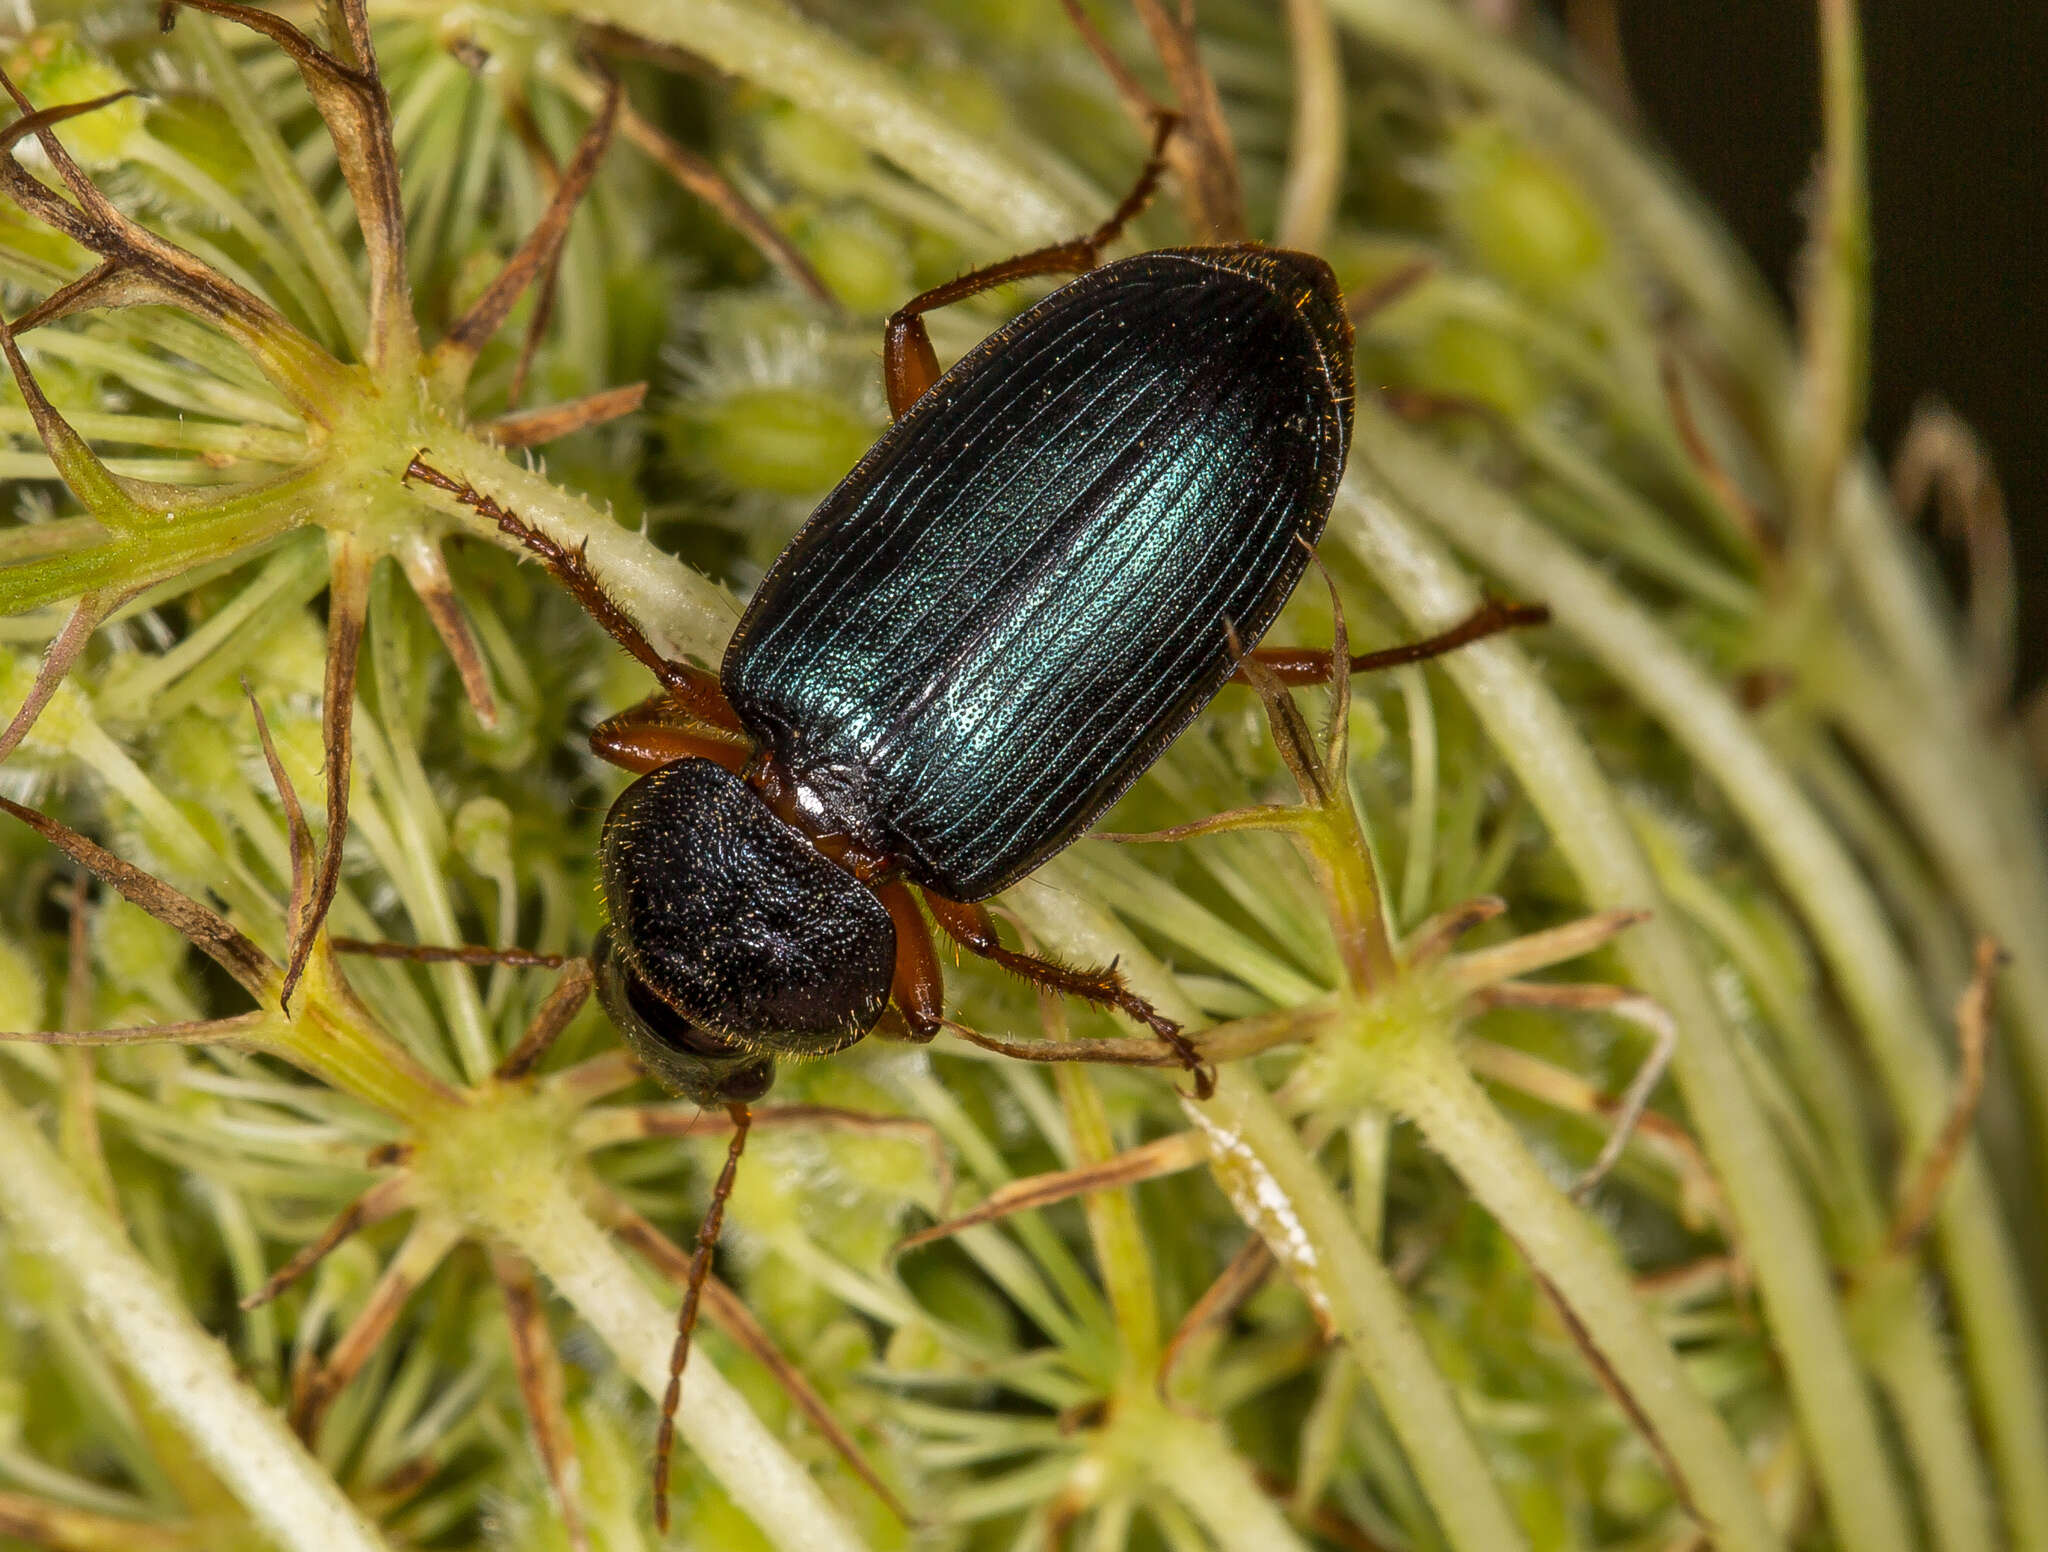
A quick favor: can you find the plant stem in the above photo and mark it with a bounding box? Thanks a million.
[1354,403,2048,1545]
[1276,0,1345,252]
[1011,877,1528,1552]
[1828,657,2048,1175]
[1789,0,1870,548]
[481,1165,875,1552]
[1054,1060,1162,1376]
[1376,1030,1781,1552]
[1861,1268,1999,1552]
[0,1085,395,1552]
[413,431,741,668]
[1189,1066,1530,1552]
[559,0,1091,246]
[1146,1407,1313,1552]
[1330,476,1915,1552]
[179,15,369,349]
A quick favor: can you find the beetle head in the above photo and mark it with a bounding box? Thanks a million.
[594,758,896,1105]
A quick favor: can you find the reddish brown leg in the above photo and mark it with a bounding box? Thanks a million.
[1237,597,1551,686]
[875,879,944,1039]
[921,891,1213,1096]
[882,112,1178,417]
[402,456,743,734]
[590,692,753,775]
[497,957,596,1080]
[328,939,568,968]
[653,1101,750,1534]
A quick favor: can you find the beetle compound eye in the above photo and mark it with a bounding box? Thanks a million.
[593,928,776,1105]
[597,759,895,1055]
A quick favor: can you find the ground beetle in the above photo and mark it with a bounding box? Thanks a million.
[407,119,1540,1523]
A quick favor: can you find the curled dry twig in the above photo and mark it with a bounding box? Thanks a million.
[1882,936,2002,1263]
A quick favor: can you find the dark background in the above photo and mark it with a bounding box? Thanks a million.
[1618,2,2043,692]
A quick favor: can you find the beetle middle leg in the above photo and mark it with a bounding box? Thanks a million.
[1237,596,1552,686]
[881,111,1178,417]
[876,879,946,1039]
[921,890,1215,1095]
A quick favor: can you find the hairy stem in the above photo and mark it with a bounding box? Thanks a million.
[1013,878,1528,1552]
[0,1085,394,1552]
[560,0,1092,246]
[1376,1030,1780,1552]
[1355,403,2048,1545]
[1330,476,1915,1552]
[477,1164,874,1552]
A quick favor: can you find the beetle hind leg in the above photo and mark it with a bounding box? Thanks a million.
[881,112,1178,417]
[922,891,1215,1096]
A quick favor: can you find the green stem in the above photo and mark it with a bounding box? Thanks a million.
[1189,1066,1530,1552]
[1054,1061,1161,1376]
[1353,404,2048,1544]
[557,0,1092,247]
[411,432,741,668]
[1330,475,1914,1552]
[1789,0,1870,548]
[1275,0,1345,252]
[480,1165,874,1552]
[1376,1030,1781,1552]
[124,137,335,349]
[1008,879,1527,1552]
[94,535,328,724]
[1146,1408,1313,1552]
[1859,1265,1999,1552]
[179,14,370,351]
[0,1084,394,1552]
[1828,655,2048,1158]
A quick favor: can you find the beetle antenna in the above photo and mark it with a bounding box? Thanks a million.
[653,1100,751,1532]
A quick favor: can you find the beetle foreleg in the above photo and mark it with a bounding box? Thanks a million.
[922,892,1215,1097]
[880,112,1178,418]
[590,693,753,775]
[403,456,744,733]
[1237,596,1551,685]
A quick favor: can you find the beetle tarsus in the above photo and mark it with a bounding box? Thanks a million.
[921,892,1213,1094]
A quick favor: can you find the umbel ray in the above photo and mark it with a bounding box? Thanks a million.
[401,115,1545,1524]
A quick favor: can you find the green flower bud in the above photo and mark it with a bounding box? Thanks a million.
[452,795,515,879]
[0,937,46,1031]
[4,28,144,170]
[93,896,190,998]
[152,710,246,801]
[1415,315,1544,417]
[674,385,877,496]
[244,613,332,703]
[1443,120,1608,300]
[0,647,90,754]
[790,209,912,317]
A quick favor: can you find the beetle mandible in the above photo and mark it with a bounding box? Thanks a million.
[407,114,1541,1525]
